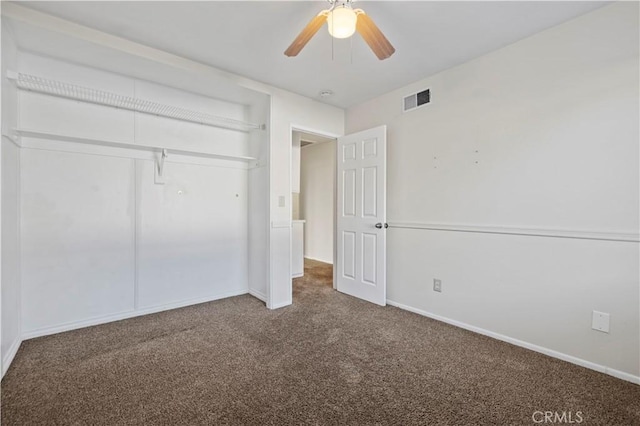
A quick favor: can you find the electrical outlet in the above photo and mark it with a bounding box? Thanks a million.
[433,279,442,292]
[592,311,610,333]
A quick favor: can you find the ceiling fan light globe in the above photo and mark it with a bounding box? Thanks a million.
[327,7,357,39]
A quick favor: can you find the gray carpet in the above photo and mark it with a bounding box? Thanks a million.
[2,259,639,425]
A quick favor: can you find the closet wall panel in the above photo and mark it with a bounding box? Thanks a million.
[20,149,136,333]
[136,160,248,309]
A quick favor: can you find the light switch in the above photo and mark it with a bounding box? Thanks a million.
[278,195,286,207]
[592,311,610,333]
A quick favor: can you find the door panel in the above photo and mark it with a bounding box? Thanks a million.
[342,231,356,280]
[343,169,356,216]
[336,126,387,306]
[362,233,377,285]
[362,167,377,217]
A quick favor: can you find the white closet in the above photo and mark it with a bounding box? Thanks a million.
[1,23,271,347]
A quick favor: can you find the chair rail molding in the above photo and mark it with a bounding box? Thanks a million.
[387,221,639,243]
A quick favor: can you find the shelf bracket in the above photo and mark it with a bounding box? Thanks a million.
[155,149,168,185]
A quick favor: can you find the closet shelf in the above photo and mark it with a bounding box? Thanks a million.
[9,72,265,133]
[15,129,258,163]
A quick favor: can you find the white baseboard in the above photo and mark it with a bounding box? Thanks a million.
[248,289,267,303]
[303,256,333,265]
[386,299,640,386]
[22,289,249,340]
[2,337,23,378]
[292,273,304,278]
[605,367,640,384]
[269,300,292,310]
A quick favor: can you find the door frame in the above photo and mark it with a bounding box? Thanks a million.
[289,124,341,291]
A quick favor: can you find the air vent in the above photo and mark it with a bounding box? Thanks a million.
[403,89,430,112]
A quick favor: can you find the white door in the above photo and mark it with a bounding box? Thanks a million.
[336,125,387,306]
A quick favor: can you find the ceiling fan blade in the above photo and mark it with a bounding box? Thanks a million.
[355,10,395,60]
[284,11,329,57]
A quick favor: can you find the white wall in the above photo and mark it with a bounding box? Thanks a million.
[243,90,343,310]
[1,140,20,375]
[248,97,270,303]
[346,2,639,380]
[136,160,249,309]
[1,17,22,376]
[300,141,335,264]
[16,53,264,338]
[266,95,343,309]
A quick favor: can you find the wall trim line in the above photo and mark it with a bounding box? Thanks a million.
[132,159,140,310]
[270,300,292,310]
[303,255,334,265]
[388,221,639,243]
[22,289,249,340]
[386,299,640,385]
[271,221,291,228]
[2,133,22,147]
[248,289,267,303]
[2,337,23,378]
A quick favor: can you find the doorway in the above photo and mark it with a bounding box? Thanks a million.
[290,127,338,288]
[290,125,388,305]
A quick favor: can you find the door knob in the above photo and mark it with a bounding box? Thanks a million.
[375,223,389,229]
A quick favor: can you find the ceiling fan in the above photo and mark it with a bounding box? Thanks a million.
[284,0,395,60]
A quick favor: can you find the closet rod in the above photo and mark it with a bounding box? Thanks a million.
[15,128,258,163]
[8,72,265,133]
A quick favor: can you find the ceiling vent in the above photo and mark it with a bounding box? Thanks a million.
[403,88,430,113]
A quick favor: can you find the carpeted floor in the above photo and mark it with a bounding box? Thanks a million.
[2,259,639,425]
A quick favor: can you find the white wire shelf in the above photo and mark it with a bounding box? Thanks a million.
[15,128,258,163]
[9,72,264,133]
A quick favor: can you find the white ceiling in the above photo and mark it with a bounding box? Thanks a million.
[12,1,608,108]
